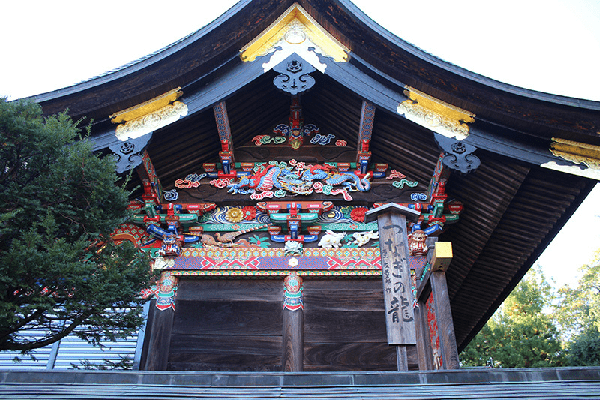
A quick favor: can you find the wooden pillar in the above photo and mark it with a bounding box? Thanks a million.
[366,204,419,371]
[416,241,459,370]
[144,271,177,371]
[282,273,304,371]
[414,299,433,371]
[431,271,460,369]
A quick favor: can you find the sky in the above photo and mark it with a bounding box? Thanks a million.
[1,0,599,286]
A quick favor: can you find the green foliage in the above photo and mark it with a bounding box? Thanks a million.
[461,266,564,368]
[462,251,600,368]
[554,251,600,337]
[72,355,133,370]
[566,327,600,366]
[555,251,600,366]
[248,235,270,248]
[0,99,151,352]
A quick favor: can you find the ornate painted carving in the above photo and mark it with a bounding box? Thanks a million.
[141,151,163,201]
[157,225,183,257]
[358,100,376,142]
[141,271,178,311]
[152,248,436,279]
[225,208,244,223]
[112,223,150,248]
[171,248,382,270]
[235,205,377,233]
[397,87,474,140]
[225,162,371,201]
[310,133,335,145]
[318,230,346,248]
[213,101,232,143]
[190,224,268,248]
[253,135,287,145]
[392,179,419,189]
[272,97,320,149]
[114,101,187,141]
[387,170,406,180]
[350,207,368,222]
[426,293,442,369]
[408,230,428,256]
[435,135,481,173]
[108,134,152,173]
[284,241,303,256]
[283,273,304,311]
[350,231,379,247]
[213,101,235,175]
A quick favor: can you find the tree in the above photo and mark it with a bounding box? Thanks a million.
[0,99,151,352]
[461,266,564,368]
[555,250,600,366]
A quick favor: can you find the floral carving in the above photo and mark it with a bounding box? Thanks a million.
[350,207,368,222]
[225,208,244,223]
[242,206,257,221]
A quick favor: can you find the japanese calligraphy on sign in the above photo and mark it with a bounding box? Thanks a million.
[374,209,417,345]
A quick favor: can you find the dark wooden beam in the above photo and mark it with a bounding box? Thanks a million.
[431,272,460,369]
[144,272,177,371]
[414,300,433,371]
[282,273,304,371]
[145,306,175,371]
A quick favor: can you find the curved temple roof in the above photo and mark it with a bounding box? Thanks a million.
[34,0,600,351]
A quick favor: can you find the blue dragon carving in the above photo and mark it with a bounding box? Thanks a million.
[227,164,371,196]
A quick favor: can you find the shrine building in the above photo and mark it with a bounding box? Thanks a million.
[24,0,600,373]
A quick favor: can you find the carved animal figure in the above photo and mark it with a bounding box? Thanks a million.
[351,231,379,247]
[228,165,302,194]
[318,230,346,248]
[198,224,269,247]
[325,171,371,191]
[408,229,428,256]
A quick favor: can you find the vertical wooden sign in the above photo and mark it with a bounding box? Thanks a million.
[376,211,416,345]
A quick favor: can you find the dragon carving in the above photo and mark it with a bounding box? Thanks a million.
[227,164,371,198]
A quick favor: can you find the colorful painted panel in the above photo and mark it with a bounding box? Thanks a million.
[426,292,442,370]
[141,271,178,311]
[213,101,232,143]
[358,100,376,142]
[168,248,381,271]
[142,151,162,201]
[283,273,304,310]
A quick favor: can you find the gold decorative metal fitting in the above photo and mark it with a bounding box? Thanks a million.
[240,3,349,63]
[111,88,183,124]
[550,138,600,169]
[110,88,187,141]
[397,87,475,140]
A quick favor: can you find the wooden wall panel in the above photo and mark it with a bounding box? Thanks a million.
[303,279,412,371]
[167,278,416,371]
[168,335,282,371]
[304,342,398,371]
[167,279,283,371]
[172,300,282,336]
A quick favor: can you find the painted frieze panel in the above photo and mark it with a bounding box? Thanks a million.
[426,292,442,370]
